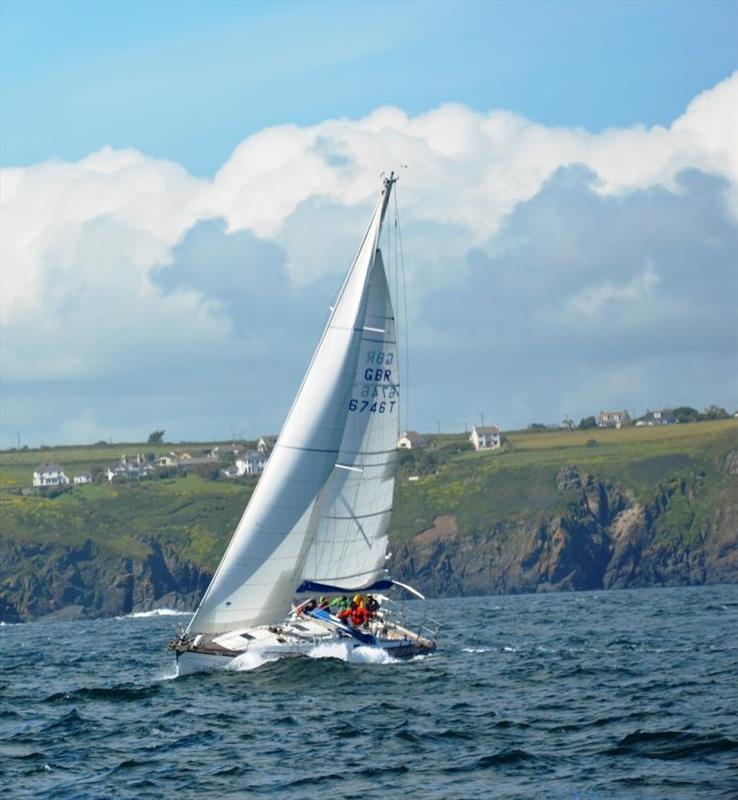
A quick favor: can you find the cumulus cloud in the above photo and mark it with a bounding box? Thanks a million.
[417,166,737,428]
[1,73,736,445]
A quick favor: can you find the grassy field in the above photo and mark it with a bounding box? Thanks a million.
[1,420,736,566]
[392,419,737,542]
[0,440,252,489]
[0,474,254,571]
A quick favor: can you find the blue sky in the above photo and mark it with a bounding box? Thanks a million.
[1,0,737,447]
[2,1,737,174]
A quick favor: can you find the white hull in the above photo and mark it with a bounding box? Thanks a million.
[172,611,436,676]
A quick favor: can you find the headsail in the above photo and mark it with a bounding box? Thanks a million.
[188,177,397,634]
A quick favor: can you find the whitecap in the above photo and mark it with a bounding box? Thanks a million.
[227,649,280,672]
[462,647,492,654]
[117,609,193,620]
[307,641,394,665]
[503,646,517,652]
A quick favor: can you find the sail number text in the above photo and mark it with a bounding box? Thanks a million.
[348,351,397,414]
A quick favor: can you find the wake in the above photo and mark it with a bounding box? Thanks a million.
[225,641,402,672]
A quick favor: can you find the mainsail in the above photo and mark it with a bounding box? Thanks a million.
[298,249,397,590]
[188,177,399,634]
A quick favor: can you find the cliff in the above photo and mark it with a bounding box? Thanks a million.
[391,463,738,596]
[1,421,736,622]
[0,538,210,623]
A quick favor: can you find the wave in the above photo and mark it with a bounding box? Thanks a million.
[307,640,394,664]
[606,730,738,760]
[44,684,161,704]
[226,649,282,672]
[225,640,405,672]
[116,609,193,619]
[443,748,536,773]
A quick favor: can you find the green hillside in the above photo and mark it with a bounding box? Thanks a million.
[1,421,735,562]
[393,419,737,543]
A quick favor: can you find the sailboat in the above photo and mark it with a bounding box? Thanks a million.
[170,173,438,675]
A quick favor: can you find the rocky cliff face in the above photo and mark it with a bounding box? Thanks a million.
[390,461,738,597]
[0,538,211,623]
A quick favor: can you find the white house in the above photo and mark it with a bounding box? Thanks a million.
[397,431,428,450]
[235,450,267,476]
[258,436,277,455]
[597,410,631,428]
[73,472,93,485]
[33,463,69,488]
[106,457,154,482]
[470,425,501,451]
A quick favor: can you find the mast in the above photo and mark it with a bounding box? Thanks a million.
[380,171,397,223]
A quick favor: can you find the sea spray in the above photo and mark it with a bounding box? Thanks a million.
[116,609,193,620]
[307,641,394,664]
[227,650,281,672]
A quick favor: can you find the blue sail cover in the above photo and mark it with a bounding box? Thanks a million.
[296,578,394,595]
[308,608,376,645]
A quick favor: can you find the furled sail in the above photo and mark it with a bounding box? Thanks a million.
[188,178,396,634]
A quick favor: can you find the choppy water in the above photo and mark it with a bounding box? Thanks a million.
[2,586,737,799]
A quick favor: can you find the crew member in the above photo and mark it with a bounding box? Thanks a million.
[365,595,380,616]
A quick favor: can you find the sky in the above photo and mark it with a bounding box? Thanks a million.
[1,0,737,447]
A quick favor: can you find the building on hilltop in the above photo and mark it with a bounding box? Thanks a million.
[154,450,218,468]
[176,450,218,467]
[597,410,631,429]
[73,472,93,485]
[258,436,277,455]
[235,451,267,476]
[397,431,427,450]
[33,463,70,488]
[635,409,677,426]
[105,456,154,482]
[470,425,501,451]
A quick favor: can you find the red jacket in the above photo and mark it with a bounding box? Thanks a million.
[350,606,370,627]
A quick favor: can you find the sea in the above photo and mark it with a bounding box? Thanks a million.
[1,585,737,800]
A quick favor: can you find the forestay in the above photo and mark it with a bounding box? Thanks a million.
[187,178,397,634]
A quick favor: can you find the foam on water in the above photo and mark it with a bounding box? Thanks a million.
[307,641,394,664]
[227,649,281,672]
[117,609,193,619]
